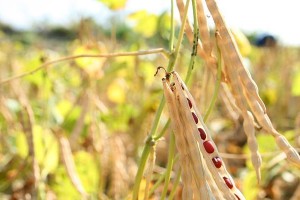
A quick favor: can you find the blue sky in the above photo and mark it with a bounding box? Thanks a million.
[0,0,299,46]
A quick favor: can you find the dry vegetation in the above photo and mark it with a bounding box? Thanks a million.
[0,0,300,199]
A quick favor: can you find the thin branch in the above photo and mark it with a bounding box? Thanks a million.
[169,0,175,51]
[168,168,181,200]
[143,146,156,200]
[203,36,222,122]
[160,133,176,200]
[185,0,200,82]
[0,48,168,85]
[220,148,300,160]
[69,91,89,150]
[168,0,191,70]
[12,81,40,198]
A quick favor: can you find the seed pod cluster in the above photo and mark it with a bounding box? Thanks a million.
[162,70,245,200]
[205,0,300,171]
[176,0,300,182]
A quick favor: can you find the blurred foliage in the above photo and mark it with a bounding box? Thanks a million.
[0,2,300,200]
[99,0,127,10]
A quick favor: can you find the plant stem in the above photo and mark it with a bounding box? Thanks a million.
[169,0,175,51]
[160,133,176,199]
[153,119,170,141]
[132,142,152,200]
[168,168,182,200]
[168,0,191,70]
[132,1,191,199]
[148,155,179,197]
[203,43,222,122]
[143,146,155,200]
[149,172,166,197]
[185,0,199,83]
[0,48,169,85]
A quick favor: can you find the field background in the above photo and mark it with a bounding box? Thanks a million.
[1,0,300,199]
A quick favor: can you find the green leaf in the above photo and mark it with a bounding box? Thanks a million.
[33,126,59,175]
[243,171,259,200]
[15,131,28,158]
[51,165,80,200]
[55,99,82,130]
[14,126,59,175]
[50,151,99,198]
[101,104,137,132]
[256,133,277,153]
[243,133,277,171]
[157,12,173,39]
[23,52,45,86]
[74,151,99,194]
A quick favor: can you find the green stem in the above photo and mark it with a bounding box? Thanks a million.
[185,0,199,82]
[132,143,152,200]
[149,172,166,197]
[169,0,175,51]
[153,119,170,141]
[168,168,182,200]
[203,43,222,122]
[132,98,164,199]
[143,146,155,200]
[191,0,198,30]
[132,1,191,199]
[168,0,191,70]
[160,133,176,199]
[148,155,179,197]
[149,96,166,139]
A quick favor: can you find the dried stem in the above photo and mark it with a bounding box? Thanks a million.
[160,133,176,199]
[203,40,222,122]
[0,48,168,85]
[196,0,212,54]
[12,81,40,198]
[57,134,88,198]
[144,146,156,200]
[169,0,175,51]
[69,91,90,150]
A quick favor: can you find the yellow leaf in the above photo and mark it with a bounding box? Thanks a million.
[74,151,99,193]
[15,131,28,158]
[264,88,277,105]
[33,125,59,174]
[128,10,158,38]
[158,12,173,39]
[243,171,259,200]
[73,43,106,78]
[292,69,300,96]
[15,126,59,174]
[139,61,156,86]
[231,28,251,57]
[107,79,126,104]
[99,0,127,10]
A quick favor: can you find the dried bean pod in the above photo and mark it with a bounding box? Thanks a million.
[243,111,262,181]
